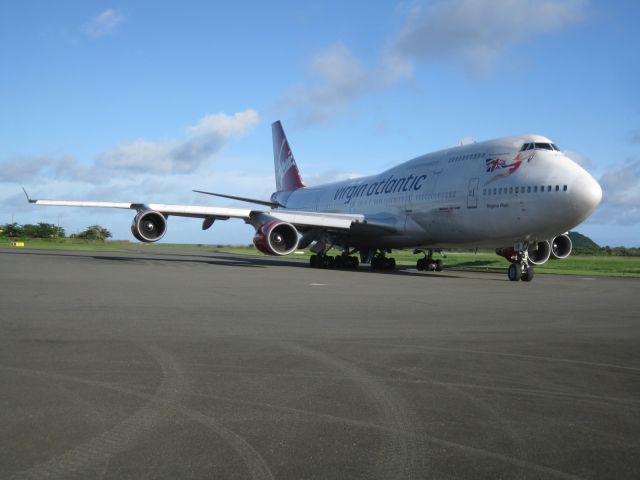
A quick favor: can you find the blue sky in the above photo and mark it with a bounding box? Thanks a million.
[1,0,639,246]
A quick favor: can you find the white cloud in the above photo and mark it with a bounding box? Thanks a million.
[591,159,640,225]
[0,155,91,183]
[276,44,368,126]
[564,150,593,170]
[84,9,125,38]
[276,43,416,126]
[96,110,259,174]
[391,0,588,75]
[0,109,262,241]
[277,1,588,125]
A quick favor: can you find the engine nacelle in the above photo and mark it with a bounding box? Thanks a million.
[131,210,167,243]
[253,220,299,256]
[551,233,572,259]
[527,240,551,265]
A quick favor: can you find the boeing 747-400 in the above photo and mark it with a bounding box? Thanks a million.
[27,121,602,282]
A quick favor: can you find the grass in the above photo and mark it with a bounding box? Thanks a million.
[2,238,639,277]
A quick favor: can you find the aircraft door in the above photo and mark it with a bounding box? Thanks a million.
[467,178,479,208]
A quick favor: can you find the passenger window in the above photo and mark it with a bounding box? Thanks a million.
[509,187,513,194]
[515,187,519,194]
[527,186,531,193]
[534,186,538,193]
[563,185,567,191]
[555,185,560,191]
[547,185,552,192]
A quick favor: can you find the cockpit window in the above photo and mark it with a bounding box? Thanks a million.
[534,142,553,150]
[520,142,561,152]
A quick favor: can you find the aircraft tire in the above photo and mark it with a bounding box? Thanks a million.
[435,259,443,272]
[522,265,535,282]
[323,255,334,269]
[508,263,522,281]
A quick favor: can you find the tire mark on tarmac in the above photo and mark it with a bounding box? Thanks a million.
[36,377,111,480]
[186,388,587,480]
[334,341,640,373]
[278,342,420,480]
[383,365,528,468]
[385,378,640,407]
[2,344,273,480]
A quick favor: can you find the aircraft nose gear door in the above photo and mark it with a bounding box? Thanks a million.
[467,178,479,208]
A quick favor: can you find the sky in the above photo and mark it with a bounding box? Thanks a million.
[1,0,639,247]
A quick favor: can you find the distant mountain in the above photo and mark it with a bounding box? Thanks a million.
[568,231,599,248]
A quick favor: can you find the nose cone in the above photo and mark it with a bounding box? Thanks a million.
[572,173,602,222]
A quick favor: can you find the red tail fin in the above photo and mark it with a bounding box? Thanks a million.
[272,121,304,192]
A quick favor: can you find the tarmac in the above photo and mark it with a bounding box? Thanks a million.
[1,247,639,480]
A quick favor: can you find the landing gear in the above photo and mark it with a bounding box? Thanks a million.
[371,255,395,271]
[309,244,394,272]
[334,252,359,269]
[415,249,444,272]
[349,248,397,271]
[507,263,522,281]
[309,250,359,269]
[507,243,535,282]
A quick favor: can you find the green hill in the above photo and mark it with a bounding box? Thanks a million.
[568,231,599,249]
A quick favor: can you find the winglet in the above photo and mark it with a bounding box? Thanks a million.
[22,187,36,203]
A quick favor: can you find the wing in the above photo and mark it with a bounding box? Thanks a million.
[25,193,386,231]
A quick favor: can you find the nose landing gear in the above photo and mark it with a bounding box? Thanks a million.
[507,243,535,282]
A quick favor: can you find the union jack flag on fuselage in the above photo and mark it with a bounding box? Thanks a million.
[486,158,507,172]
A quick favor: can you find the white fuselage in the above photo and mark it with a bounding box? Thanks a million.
[277,135,602,249]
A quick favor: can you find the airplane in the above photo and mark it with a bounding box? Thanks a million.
[26,121,602,282]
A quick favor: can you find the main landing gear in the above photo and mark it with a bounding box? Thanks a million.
[415,249,444,272]
[309,250,359,269]
[370,249,396,271]
[309,246,398,272]
[507,244,535,282]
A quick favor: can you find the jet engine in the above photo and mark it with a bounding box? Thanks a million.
[131,210,167,242]
[550,233,572,259]
[253,220,299,256]
[527,240,551,265]
[495,240,551,265]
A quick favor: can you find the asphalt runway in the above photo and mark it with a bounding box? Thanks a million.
[1,247,639,480]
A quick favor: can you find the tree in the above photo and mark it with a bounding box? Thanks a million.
[0,223,23,237]
[75,225,112,241]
